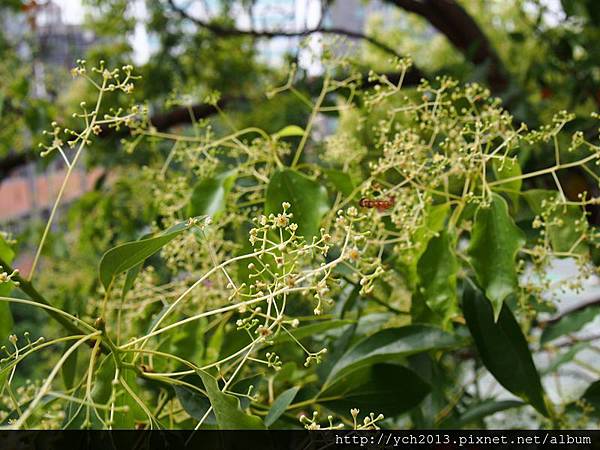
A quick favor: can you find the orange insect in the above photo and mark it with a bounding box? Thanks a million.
[359,196,395,211]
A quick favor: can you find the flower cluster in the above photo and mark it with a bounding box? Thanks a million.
[299,409,385,430]
[0,267,19,286]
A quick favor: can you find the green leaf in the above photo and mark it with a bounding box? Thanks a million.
[273,362,296,386]
[492,158,522,207]
[462,284,548,416]
[0,368,7,393]
[264,386,299,427]
[265,169,329,239]
[114,366,147,427]
[61,344,78,390]
[90,357,115,405]
[0,289,14,340]
[174,385,216,425]
[272,125,304,139]
[187,170,236,220]
[273,319,354,344]
[0,235,14,263]
[468,193,525,320]
[418,203,451,243]
[323,169,355,196]
[197,371,265,429]
[541,304,600,344]
[0,234,16,340]
[230,374,264,409]
[120,231,153,301]
[326,325,461,382]
[397,203,450,289]
[168,318,206,365]
[582,380,600,416]
[65,356,145,428]
[121,262,143,301]
[99,219,197,290]
[318,363,430,417]
[458,400,524,426]
[524,189,587,255]
[417,230,459,326]
[204,321,225,363]
[441,399,524,428]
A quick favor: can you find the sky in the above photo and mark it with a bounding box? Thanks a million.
[58,0,85,24]
[57,0,323,68]
[56,0,565,69]
[58,0,151,64]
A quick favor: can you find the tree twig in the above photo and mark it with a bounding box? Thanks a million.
[166,0,407,60]
[0,256,110,353]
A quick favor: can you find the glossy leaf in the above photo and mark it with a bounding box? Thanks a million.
[0,369,7,396]
[99,220,196,290]
[204,322,225,363]
[441,399,524,428]
[318,363,430,417]
[273,362,296,386]
[462,285,548,416]
[0,235,14,263]
[582,380,600,416]
[468,193,525,320]
[273,125,304,139]
[168,318,206,366]
[0,288,13,338]
[187,170,236,220]
[541,304,600,344]
[120,231,153,301]
[197,371,265,429]
[174,385,216,425]
[398,203,450,289]
[265,169,329,239]
[90,357,115,405]
[230,374,264,409]
[115,367,147,428]
[323,169,355,197]
[326,325,461,382]
[524,189,587,254]
[121,262,143,301]
[61,343,78,390]
[417,230,459,326]
[264,386,299,427]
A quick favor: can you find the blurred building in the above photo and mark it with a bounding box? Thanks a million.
[326,0,388,31]
[1,0,389,224]
[0,1,97,226]
[2,0,384,224]
[36,1,96,68]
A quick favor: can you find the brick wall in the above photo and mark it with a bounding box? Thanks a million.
[0,167,103,222]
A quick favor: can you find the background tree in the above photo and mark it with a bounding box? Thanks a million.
[0,0,599,430]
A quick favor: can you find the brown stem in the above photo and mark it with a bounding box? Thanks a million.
[166,0,407,60]
[385,0,509,92]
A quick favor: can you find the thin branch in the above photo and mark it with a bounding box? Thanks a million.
[0,255,109,352]
[0,69,425,183]
[541,298,600,327]
[166,0,406,60]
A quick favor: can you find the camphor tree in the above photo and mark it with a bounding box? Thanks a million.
[1,50,600,430]
[1,0,600,431]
